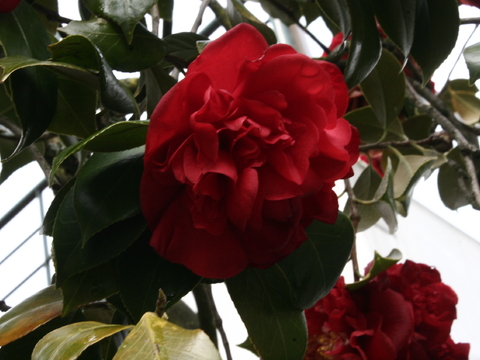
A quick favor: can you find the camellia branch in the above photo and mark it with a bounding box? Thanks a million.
[461,17,480,25]
[359,132,451,152]
[263,0,330,54]
[344,178,360,282]
[192,284,218,347]
[191,0,212,33]
[203,285,233,360]
[207,0,232,31]
[405,80,480,209]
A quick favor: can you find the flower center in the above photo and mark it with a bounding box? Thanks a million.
[305,332,344,360]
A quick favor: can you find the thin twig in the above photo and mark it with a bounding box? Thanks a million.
[359,132,451,152]
[263,0,330,53]
[344,179,360,282]
[151,4,160,37]
[204,285,233,360]
[461,17,480,25]
[207,0,232,31]
[191,0,212,33]
[192,284,218,347]
[405,80,480,209]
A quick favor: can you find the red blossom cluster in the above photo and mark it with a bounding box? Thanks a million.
[304,261,469,360]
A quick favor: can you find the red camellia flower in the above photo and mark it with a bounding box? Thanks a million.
[304,260,470,360]
[0,0,22,13]
[141,23,359,278]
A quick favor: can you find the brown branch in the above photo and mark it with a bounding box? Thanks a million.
[191,0,212,33]
[405,80,480,209]
[461,17,480,25]
[344,179,360,282]
[263,0,330,53]
[359,132,451,152]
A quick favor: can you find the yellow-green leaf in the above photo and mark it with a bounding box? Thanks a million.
[32,321,133,360]
[0,286,63,346]
[113,312,221,360]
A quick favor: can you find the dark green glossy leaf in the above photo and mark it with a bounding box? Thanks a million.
[301,1,322,25]
[402,114,434,140]
[360,49,405,127]
[259,0,302,26]
[438,147,471,210]
[117,235,201,323]
[73,148,144,243]
[226,272,306,360]
[43,179,76,236]
[410,0,459,84]
[32,320,132,360]
[162,32,208,68]
[370,0,415,56]
[48,77,98,138]
[315,0,350,35]
[49,35,101,72]
[281,213,354,309]
[0,141,36,184]
[50,121,148,182]
[346,249,402,290]
[60,19,166,72]
[83,0,157,44]
[143,65,176,116]
[60,260,120,316]
[0,2,58,159]
[464,42,480,84]
[228,0,277,45]
[344,0,381,87]
[53,187,146,286]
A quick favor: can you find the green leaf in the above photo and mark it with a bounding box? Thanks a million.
[227,0,277,45]
[346,249,402,290]
[32,321,132,360]
[360,49,405,127]
[410,0,459,84]
[43,179,76,236]
[464,42,480,83]
[370,0,416,57]
[143,65,177,117]
[315,0,350,35]
[344,0,382,87]
[48,77,98,138]
[50,121,148,181]
[226,270,307,360]
[60,260,120,316]
[402,114,434,140]
[162,32,209,68]
[45,36,142,115]
[440,79,480,125]
[73,148,144,244]
[52,188,146,286]
[301,1,323,26]
[113,313,221,360]
[0,286,63,346]
[281,213,354,309]
[60,19,166,72]
[117,235,201,323]
[390,152,437,215]
[258,0,302,26]
[83,0,157,44]
[437,147,471,210]
[0,2,58,158]
[0,141,35,185]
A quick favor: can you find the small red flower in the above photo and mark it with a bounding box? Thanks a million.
[141,23,359,278]
[304,261,469,359]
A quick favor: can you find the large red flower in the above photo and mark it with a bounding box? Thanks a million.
[304,261,469,359]
[141,23,359,278]
[0,0,22,13]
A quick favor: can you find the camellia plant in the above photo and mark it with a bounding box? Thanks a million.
[0,0,476,359]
